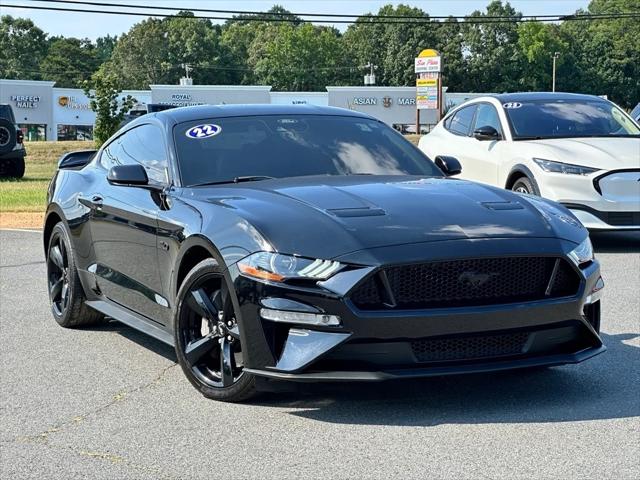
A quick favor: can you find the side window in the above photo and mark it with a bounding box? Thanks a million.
[101,125,168,184]
[447,105,477,136]
[101,136,133,171]
[474,104,503,135]
[443,114,454,130]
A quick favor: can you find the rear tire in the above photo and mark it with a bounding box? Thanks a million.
[511,176,538,196]
[174,258,257,402]
[0,118,16,155]
[46,222,104,328]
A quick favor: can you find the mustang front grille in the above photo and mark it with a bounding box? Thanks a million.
[350,257,580,310]
[411,331,531,362]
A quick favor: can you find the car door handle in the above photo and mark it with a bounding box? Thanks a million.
[78,195,103,210]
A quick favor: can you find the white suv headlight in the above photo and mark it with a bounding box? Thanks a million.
[533,158,600,176]
[238,252,342,282]
[568,237,594,266]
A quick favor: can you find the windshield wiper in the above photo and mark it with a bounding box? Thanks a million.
[191,176,275,187]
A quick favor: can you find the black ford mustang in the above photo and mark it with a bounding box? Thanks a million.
[44,105,605,401]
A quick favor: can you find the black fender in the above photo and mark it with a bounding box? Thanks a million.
[506,164,540,195]
[171,233,230,297]
[43,203,67,254]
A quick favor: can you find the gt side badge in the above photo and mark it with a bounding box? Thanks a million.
[185,124,222,139]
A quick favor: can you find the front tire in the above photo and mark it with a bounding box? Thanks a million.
[511,176,538,195]
[174,258,256,402]
[46,222,104,327]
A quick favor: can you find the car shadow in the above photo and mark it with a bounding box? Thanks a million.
[89,319,177,362]
[250,332,639,426]
[591,230,640,253]
[89,319,639,426]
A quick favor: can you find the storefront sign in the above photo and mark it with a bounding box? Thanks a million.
[11,95,40,109]
[397,97,416,106]
[352,97,377,105]
[414,56,441,73]
[416,78,439,110]
[353,97,416,107]
[57,95,91,110]
[158,93,205,107]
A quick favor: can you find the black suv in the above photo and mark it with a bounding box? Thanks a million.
[0,104,26,178]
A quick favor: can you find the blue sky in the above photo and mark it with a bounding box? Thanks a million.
[1,0,591,39]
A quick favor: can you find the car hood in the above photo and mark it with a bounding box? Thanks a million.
[526,137,640,169]
[191,175,585,260]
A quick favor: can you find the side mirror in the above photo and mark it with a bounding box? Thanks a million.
[435,155,462,176]
[107,164,149,186]
[473,125,501,141]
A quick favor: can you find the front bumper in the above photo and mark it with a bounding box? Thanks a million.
[230,238,605,383]
[565,204,640,230]
[538,169,640,230]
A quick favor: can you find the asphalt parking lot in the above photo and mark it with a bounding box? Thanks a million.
[0,228,638,479]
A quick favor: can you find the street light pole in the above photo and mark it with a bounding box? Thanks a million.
[362,62,377,86]
[552,52,560,92]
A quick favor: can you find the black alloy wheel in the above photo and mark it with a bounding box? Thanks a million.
[47,231,70,317]
[46,222,104,327]
[175,259,256,401]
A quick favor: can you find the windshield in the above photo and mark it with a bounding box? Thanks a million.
[174,115,442,186]
[503,99,640,140]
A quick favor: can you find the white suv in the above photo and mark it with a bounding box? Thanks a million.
[418,93,640,230]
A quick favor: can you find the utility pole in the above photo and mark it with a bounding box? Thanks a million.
[552,52,560,92]
[363,62,377,86]
[180,63,193,86]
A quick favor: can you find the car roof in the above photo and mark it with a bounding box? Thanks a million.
[490,92,608,103]
[155,104,375,124]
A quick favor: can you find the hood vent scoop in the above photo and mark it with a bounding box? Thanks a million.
[327,207,386,218]
[482,201,524,211]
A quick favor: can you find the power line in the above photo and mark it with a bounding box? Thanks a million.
[4,2,640,25]
[22,0,640,21]
[9,0,573,20]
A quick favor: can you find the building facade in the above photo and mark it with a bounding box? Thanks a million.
[2,79,476,141]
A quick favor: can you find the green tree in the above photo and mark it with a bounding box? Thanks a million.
[165,12,231,85]
[96,35,118,64]
[344,5,442,87]
[517,22,569,91]
[106,18,171,89]
[220,6,303,85]
[84,70,136,146]
[461,1,524,92]
[253,23,349,90]
[105,13,232,88]
[0,15,48,79]
[561,0,640,107]
[40,37,100,87]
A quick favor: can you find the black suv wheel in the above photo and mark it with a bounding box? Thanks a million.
[0,109,26,179]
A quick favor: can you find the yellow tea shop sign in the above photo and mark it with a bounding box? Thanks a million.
[57,95,91,110]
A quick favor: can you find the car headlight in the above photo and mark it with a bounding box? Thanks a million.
[237,252,343,282]
[568,237,594,266]
[522,195,583,228]
[533,158,600,176]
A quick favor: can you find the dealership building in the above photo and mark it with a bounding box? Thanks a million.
[1,79,482,141]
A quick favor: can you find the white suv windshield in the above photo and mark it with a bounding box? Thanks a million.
[503,99,640,140]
